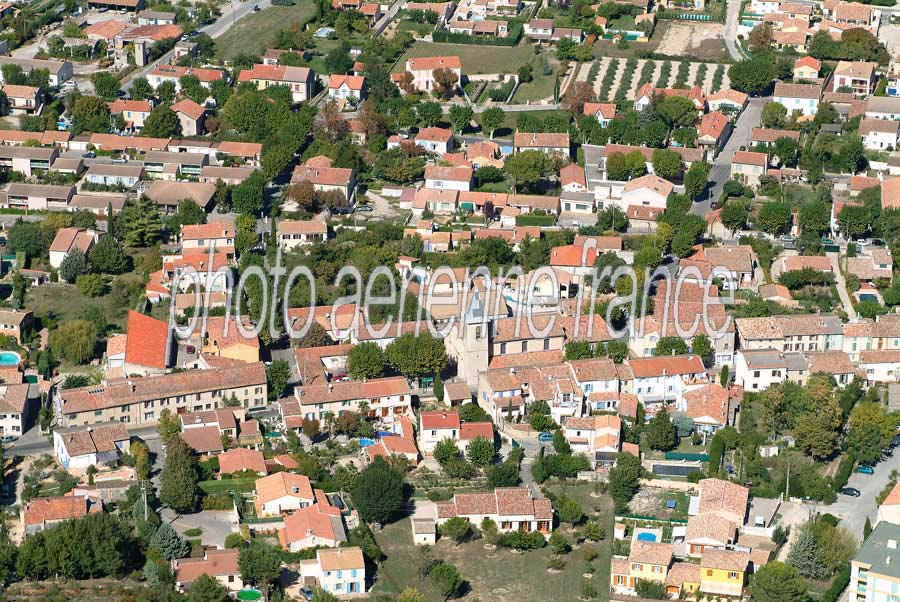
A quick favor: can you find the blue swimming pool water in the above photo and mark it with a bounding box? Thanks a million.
[358,438,376,447]
[636,532,658,542]
[0,352,20,366]
[859,294,878,302]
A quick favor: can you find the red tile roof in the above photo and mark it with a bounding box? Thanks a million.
[218,447,267,474]
[124,310,170,369]
[420,410,461,430]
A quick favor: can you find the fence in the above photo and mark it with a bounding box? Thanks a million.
[657,10,725,21]
[664,451,710,462]
[432,23,524,46]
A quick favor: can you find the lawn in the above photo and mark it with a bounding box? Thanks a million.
[512,53,564,103]
[783,184,818,207]
[395,16,435,36]
[393,42,534,75]
[214,0,319,61]
[25,279,138,331]
[373,484,614,602]
[198,478,257,495]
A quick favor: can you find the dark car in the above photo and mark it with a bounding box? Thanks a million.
[355,204,374,212]
[330,206,353,215]
[840,487,861,497]
[299,587,314,601]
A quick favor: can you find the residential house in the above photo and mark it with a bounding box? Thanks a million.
[299,547,367,595]
[0,382,30,440]
[415,127,455,154]
[793,56,821,80]
[2,85,43,115]
[138,9,176,25]
[289,376,412,422]
[197,316,261,364]
[217,447,267,475]
[108,99,152,131]
[435,487,553,535]
[366,414,420,464]
[876,481,900,525]
[327,75,366,102]
[697,111,731,156]
[53,422,130,470]
[148,65,225,92]
[563,414,622,467]
[0,57,73,87]
[278,219,328,250]
[682,384,737,436]
[23,495,101,535]
[0,309,31,345]
[425,165,472,192]
[611,542,674,593]
[147,180,216,213]
[833,61,877,96]
[170,98,206,136]
[706,89,748,114]
[735,314,844,352]
[628,355,708,414]
[173,549,244,594]
[291,157,355,205]
[216,141,263,166]
[181,222,235,256]
[730,151,768,187]
[634,84,705,114]
[582,102,617,126]
[49,227,97,269]
[560,163,587,193]
[859,118,900,152]
[255,472,315,516]
[199,166,254,186]
[513,132,570,157]
[403,56,462,94]
[418,410,461,454]
[237,64,317,103]
[847,248,893,284]
[278,502,347,551]
[772,82,822,115]
[104,311,174,377]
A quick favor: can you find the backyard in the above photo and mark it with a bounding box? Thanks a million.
[373,483,613,602]
[214,0,319,60]
[393,42,535,75]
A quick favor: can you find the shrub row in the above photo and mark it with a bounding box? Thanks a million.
[432,24,523,46]
[656,61,672,87]
[599,58,620,101]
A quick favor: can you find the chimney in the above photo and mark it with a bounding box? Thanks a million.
[328,382,333,391]
[890,539,898,550]
[292,485,299,494]
[128,380,135,393]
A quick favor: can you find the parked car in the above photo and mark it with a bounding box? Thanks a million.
[355,204,373,212]
[840,487,861,497]
[0,436,15,444]
[186,345,196,354]
[858,465,875,475]
[299,587,314,601]
[538,432,554,443]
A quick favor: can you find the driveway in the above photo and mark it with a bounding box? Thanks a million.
[722,0,745,62]
[162,508,237,548]
[827,449,900,541]
[694,97,767,217]
[828,252,856,315]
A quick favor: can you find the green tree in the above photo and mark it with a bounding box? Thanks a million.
[150,521,190,560]
[121,196,163,247]
[645,407,677,451]
[89,235,129,274]
[721,199,750,233]
[186,573,230,602]
[608,452,641,512]
[159,435,199,513]
[761,102,787,128]
[91,72,121,100]
[466,436,495,467]
[265,359,291,401]
[430,562,463,600]
[434,438,460,465]
[418,101,443,127]
[487,461,519,488]
[655,337,688,356]
[651,148,683,181]
[448,105,473,133]
[439,516,473,544]
[683,160,710,199]
[77,274,107,297]
[397,587,427,602]
[141,105,180,138]
[59,248,88,283]
[385,333,447,378]
[728,57,775,95]
[157,79,177,103]
[504,150,548,191]
[157,408,181,442]
[49,320,96,364]
[691,334,714,364]
[348,342,387,380]
[350,456,405,524]
[756,202,792,235]
[131,77,153,101]
[480,107,505,138]
[556,496,584,524]
[238,541,282,593]
[7,220,46,258]
[635,580,668,600]
[657,95,698,127]
[751,562,810,602]
[72,95,111,134]
[787,523,828,580]
[798,201,830,235]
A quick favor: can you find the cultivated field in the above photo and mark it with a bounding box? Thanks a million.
[393,42,535,74]
[579,56,732,102]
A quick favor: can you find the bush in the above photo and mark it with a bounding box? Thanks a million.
[832,454,856,491]
[823,564,851,602]
[432,24,523,46]
[546,556,566,570]
[497,530,546,550]
[224,533,246,548]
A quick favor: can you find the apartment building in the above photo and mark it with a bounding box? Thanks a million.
[850,522,900,602]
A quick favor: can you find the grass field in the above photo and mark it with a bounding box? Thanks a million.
[215,0,319,61]
[393,42,535,75]
[373,483,613,602]
[198,478,257,494]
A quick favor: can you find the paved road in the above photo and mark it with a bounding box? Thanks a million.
[123,0,272,90]
[693,96,767,217]
[828,449,900,540]
[722,0,745,62]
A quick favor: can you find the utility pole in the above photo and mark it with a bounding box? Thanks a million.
[785,461,790,499]
[140,479,148,521]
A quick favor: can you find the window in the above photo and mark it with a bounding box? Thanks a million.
[500,343,506,354]
[753,371,760,377]
[729,572,738,579]
[707,570,713,577]
[543,338,550,350]
[633,564,642,571]
[94,410,103,416]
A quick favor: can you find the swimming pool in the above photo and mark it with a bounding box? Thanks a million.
[236,589,262,602]
[636,532,658,542]
[0,352,20,366]
[358,438,376,447]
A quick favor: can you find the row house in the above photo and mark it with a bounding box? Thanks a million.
[735,349,855,391]
[843,317,900,362]
[287,376,412,423]
[2,84,44,116]
[730,151,768,187]
[1,182,74,211]
[85,163,143,188]
[55,361,267,427]
[860,350,900,383]
[735,314,843,352]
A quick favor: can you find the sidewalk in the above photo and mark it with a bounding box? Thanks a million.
[828,252,856,315]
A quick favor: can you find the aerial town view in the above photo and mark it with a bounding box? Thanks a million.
[0,0,899,599]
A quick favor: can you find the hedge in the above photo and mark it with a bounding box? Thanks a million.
[432,24,523,46]
[823,564,851,602]
[516,214,556,226]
